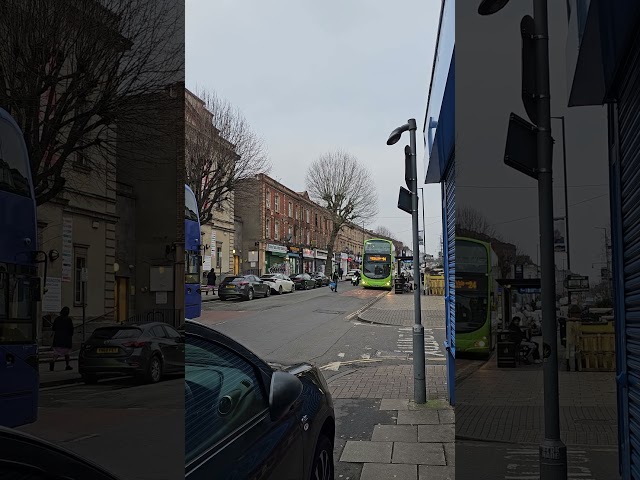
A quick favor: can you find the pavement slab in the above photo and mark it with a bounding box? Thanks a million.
[380,399,410,411]
[444,443,454,465]
[396,409,441,425]
[371,425,418,442]
[418,424,455,443]
[360,463,418,480]
[340,441,393,463]
[391,441,446,465]
[419,465,455,480]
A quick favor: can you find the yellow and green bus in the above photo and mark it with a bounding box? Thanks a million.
[456,237,499,358]
[361,238,394,290]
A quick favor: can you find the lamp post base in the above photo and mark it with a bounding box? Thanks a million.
[539,438,567,479]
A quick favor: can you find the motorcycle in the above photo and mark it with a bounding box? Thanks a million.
[351,272,360,286]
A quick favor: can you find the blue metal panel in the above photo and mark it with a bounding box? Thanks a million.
[616,36,640,477]
[442,160,455,405]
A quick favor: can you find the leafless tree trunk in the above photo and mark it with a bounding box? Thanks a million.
[185,87,270,224]
[305,150,378,272]
[0,0,183,205]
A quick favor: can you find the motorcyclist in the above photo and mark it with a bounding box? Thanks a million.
[351,270,361,286]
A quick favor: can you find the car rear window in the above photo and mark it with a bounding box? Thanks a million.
[221,276,240,284]
[260,275,275,280]
[91,327,141,339]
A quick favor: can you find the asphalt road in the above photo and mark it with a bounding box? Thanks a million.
[18,376,184,480]
[199,281,447,376]
[457,440,618,479]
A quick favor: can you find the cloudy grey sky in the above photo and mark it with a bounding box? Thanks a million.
[186,0,443,254]
[457,0,610,284]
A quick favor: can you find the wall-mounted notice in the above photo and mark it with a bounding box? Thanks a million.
[61,217,73,282]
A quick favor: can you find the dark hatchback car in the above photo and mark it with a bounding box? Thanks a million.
[311,273,330,287]
[78,322,185,384]
[185,319,335,480]
[1,426,122,479]
[219,274,271,301]
[291,273,316,290]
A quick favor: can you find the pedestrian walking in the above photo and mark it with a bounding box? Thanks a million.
[50,306,74,371]
[331,271,339,292]
[207,269,216,287]
[339,267,343,280]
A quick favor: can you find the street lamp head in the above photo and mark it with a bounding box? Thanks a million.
[387,124,409,145]
[478,0,510,15]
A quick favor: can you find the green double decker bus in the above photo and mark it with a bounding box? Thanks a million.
[456,237,499,358]
[361,238,394,290]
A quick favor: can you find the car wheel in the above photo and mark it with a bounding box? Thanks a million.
[310,435,334,480]
[146,355,162,384]
[291,285,295,293]
[278,285,283,295]
[247,289,254,301]
[82,374,98,384]
[265,288,271,297]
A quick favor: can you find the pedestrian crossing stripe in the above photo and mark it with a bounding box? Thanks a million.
[396,327,445,357]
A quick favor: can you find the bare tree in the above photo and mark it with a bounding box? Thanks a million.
[185,88,270,224]
[306,150,378,272]
[456,206,497,238]
[375,226,396,240]
[0,0,183,205]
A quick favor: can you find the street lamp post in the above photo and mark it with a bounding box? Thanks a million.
[387,118,427,404]
[479,0,567,478]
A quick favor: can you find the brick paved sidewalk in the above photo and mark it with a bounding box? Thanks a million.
[338,399,454,480]
[456,357,618,446]
[358,292,446,327]
[328,365,448,401]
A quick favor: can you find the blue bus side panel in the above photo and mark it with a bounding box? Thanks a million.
[0,344,38,427]
[184,217,201,320]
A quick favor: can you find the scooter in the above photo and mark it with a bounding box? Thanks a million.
[351,273,360,286]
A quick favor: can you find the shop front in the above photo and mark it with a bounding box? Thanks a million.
[314,249,328,274]
[265,243,288,275]
[303,248,314,273]
[287,246,302,275]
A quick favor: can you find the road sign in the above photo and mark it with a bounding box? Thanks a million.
[564,275,589,292]
[504,113,539,180]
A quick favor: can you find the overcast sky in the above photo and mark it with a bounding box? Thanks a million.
[186,0,443,254]
[457,0,610,284]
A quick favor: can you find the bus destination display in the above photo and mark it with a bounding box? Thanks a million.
[368,255,388,262]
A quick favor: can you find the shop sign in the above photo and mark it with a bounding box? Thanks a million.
[303,248,314,258]
[315,249,328,259]
[267,244,287,254]
[288,246,301,254]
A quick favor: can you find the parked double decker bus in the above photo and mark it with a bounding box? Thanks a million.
[361,238,394,290]
[455,237,499,358]
[184,185,201,320]
[0,108,42,427]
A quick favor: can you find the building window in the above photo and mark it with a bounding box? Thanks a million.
[306,209,309,223]
[275,221,280,240]
[275,194,280,213]
[266,218,271,239]
[74,246,88,306]
[266,190,271,209]
[288,226,292,241]
[288,201,293,217]
[306,230,310,245]
[216,246,222,268]
[315,214,318,227]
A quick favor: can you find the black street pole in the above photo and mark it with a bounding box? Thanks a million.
[533,0,567,476]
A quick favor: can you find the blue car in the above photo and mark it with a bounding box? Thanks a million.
[185,319,336,480]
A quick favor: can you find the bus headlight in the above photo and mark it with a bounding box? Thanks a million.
[475,340,486,348]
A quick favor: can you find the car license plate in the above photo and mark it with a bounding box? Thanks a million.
[96,348,118,354]
[226,285,235,289]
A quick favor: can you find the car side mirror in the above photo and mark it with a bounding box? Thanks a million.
[269,371,303,422]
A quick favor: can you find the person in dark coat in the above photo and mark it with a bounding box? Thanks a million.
[207,270,216,286]
[331,271,339,292]
[50,306,74,371]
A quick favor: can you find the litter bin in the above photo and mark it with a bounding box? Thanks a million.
[497,341,517,368]
[394,278,405,294]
